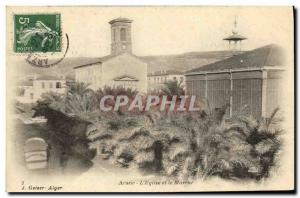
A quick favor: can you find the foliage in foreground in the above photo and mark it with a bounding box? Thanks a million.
[37,82,282,181]
[86,107,282,181]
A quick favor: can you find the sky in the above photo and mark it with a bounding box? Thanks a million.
[9,6,293,57]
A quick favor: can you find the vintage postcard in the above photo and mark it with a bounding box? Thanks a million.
[6,6,294,192]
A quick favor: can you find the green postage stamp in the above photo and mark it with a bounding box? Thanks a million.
[14,14,61,53]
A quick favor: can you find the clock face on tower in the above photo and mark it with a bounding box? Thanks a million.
[122,45,126,50]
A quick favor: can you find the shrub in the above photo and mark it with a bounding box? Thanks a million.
[38,83,282,181]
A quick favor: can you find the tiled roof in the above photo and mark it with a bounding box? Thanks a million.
[16,80,33,86]
[35,75,65,80]
[73,53,148,69]
[73,55,115,69]
[186,44,284,74]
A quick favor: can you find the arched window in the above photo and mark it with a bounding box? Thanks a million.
[120,28,126,41]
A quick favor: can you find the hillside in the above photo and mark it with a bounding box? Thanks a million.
[14,51,236,80]
[141,51,235,73]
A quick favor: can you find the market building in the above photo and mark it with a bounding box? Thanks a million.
[185,44,285,118]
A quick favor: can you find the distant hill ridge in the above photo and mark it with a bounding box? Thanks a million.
[141,50,235,73]
[16,51,237,80]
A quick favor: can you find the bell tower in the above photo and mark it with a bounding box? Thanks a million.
[109,18,133,55]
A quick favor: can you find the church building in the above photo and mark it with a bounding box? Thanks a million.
[74,18,148,92]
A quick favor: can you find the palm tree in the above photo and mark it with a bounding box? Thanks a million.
[199,108,282,180]
[161,79,185,96]
[68,82,93,97]
[39,91,66,112]
[100,86,137,97]
[65,92,98,119]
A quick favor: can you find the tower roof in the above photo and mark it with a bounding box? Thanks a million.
[223,34,247,41]
[109,17,133,24]
[223,16,247,42]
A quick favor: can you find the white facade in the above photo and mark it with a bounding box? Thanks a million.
[147,71,185,92]
[74,63,102,91]
[16,76,66,104]
[75,53,148,93]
